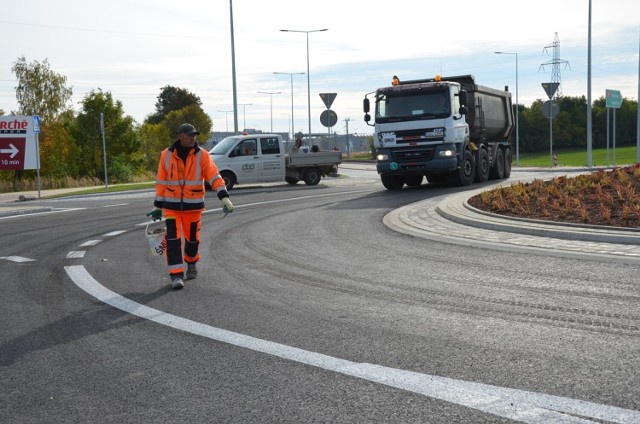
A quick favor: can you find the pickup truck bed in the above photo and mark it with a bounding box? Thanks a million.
[286,151,342,167]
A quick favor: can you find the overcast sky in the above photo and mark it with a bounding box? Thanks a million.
[1,0,638,136]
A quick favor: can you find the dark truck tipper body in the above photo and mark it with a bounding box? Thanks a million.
[363,74,514,189]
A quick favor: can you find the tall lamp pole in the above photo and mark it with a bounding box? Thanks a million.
[217,110,233,133]
[274,71,305,140]
[237,103,252,131]
[280,28,328,145]
[495,51,519,166]
[257,91,281,133]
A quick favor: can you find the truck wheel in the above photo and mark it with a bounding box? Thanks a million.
[405,175,423,187]
[490,148,505,180]
[474,148,489,183]
[221,171,236,190]
[503,148,512,178]
[285,176,299,185]
[381,174,405,190]
[450,149,475,186]
[303,167,322,185]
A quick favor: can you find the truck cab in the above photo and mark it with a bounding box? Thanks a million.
[209,134,285,189]
[364,74,513,189]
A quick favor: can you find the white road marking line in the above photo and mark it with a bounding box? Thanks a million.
[66,251,86,258]
[65,264,640,424]
[79,240,101,247]
[102,204,128,208]
[0,256,35,262]
[103,230,127,237]
[0,208,86,220]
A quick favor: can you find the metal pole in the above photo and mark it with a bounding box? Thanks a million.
[613,108,617,166]
[280,29,328,145]
[586,0,593,167]
[274,72,305,140]
[494,51,519,166]
[515,53,519,167]
[258,91,281,132]
[637,30,640,164]
[100,112,108,188]
[229,0,239,132]
[218,110,232,133]
[606,108,610,166]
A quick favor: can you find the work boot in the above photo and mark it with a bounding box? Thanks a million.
[186,262,198,280]
[171,274,184,290]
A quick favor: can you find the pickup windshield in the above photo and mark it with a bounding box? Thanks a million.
[376,90,450,123]
[210,136,240,155]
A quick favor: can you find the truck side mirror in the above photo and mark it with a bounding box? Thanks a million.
[459,90,468,107]
[459,106,468,115]
[364,113,371,123]
[363,98,370,113]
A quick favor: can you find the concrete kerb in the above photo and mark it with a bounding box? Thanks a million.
[436,190,640,246]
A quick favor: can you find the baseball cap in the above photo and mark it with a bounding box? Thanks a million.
[176,123,200,135]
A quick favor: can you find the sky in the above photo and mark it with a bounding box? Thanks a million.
[0,0,638,137]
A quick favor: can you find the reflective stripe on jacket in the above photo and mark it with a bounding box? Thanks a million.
[154,141,227,212]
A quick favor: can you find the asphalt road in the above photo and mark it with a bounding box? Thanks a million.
[1,167,638,423]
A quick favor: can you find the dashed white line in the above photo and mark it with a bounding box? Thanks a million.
[79,240,101,247]
[0,256,35,262]
[65,265,640,424]
[66,251,86,258]
[103,230,127,237]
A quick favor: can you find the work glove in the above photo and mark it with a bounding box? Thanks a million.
[221,197,234,214]
[146,208,162,221]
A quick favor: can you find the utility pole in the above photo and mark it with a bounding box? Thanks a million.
[344,118,351,158]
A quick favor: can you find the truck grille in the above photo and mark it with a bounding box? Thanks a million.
[392,148,435,162]
[394,128,445,143]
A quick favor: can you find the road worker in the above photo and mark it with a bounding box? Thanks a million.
[147,123,233,289]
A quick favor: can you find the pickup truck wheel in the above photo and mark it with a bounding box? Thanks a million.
[381,174,405,190]
[285,176,299,185]
[490,148,505,180]
[474,148,489,182]
[303,167,322,185]
[221,171,236,190]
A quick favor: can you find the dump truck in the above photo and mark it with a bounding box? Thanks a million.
[209,134,341,190]
[363,74,514,189]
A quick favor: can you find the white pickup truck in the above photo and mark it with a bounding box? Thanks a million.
[208,134,342,190]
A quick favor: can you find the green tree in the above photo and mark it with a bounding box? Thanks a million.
[9,56,74,188]
[11,56,72,122]
[138,122,171,172]
[146,86,201,125]
[75,90,141,182]
[161,104,212,140]
[40,110,81,179]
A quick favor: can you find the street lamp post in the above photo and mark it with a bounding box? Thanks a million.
[280,28,328,145]
[274,71,305,140]
[494,51,519,167]
[257,91,281,133]
[217,110,233,133]
[238,103,252,131]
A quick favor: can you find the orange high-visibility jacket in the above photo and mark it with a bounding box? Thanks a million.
[154,141,228,212]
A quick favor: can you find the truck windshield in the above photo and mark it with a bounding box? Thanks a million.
[376,91,449,122]
[210,136,240,155]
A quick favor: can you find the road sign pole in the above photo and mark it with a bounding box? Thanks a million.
[613,108,617,166]
[606,108,610,166]
[35,133,41,199]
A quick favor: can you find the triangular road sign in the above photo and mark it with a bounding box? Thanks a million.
[319,93,337,109]
[541,83,560,99]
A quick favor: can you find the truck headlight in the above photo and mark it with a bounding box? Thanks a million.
[438,149,455,157]
[377,153,389,161]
